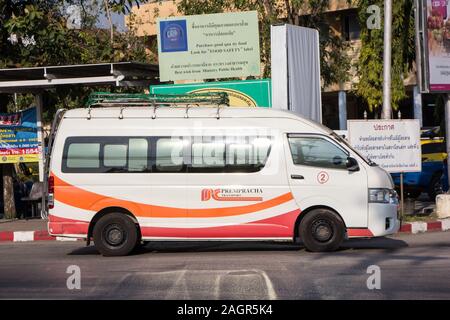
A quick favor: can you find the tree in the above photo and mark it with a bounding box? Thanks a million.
[356,0,415,116]
[177,0,351,87]
[0,0,150,219]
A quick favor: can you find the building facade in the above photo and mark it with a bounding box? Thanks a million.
[126,0,439,131]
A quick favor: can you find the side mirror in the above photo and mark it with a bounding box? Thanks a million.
[346,157,360,172]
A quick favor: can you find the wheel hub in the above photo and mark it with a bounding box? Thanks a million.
[311,219,333,242]
[104,224,126,246]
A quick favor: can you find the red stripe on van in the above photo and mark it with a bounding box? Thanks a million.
[140,209,301,238]
[347,228,374,237]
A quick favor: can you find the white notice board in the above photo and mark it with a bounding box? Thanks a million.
[347,120,421,173]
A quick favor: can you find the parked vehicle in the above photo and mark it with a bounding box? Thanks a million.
[391,137,448,200]
[46,94,400,256]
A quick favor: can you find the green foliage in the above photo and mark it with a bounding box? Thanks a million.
[356,0,415,113]
[177,0,351,86]
[0,0,151,120]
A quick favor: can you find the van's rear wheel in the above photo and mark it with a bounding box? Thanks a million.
[93,213,139,256]
[299,209,345,252]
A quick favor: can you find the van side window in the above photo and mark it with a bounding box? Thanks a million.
[188,136,272,173]
[128,138,149,172]
[192,137,225,169]
[155,138,186,172]
[104,144,127,168]
[66,143,100,168]
[288,136,348,169]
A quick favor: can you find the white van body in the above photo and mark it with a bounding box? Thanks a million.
[47,107,399,254]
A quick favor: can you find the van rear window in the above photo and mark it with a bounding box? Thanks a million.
[66,143,100,169]
[62,137,150,173]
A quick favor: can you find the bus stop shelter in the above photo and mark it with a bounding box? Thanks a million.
[0,62,160,182]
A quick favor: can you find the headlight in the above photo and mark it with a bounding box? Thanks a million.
[368,188,398,204]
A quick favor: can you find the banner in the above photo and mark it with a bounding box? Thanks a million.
[347,120,422,173]
[270,25,321,122]
[157,11,261,81]
[426,0,450,91]
[0,107,40,164]
[150,79,271,107]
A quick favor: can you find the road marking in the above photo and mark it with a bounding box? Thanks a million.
[258,270,277,300]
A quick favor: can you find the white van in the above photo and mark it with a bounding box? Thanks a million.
[47,104,399,256]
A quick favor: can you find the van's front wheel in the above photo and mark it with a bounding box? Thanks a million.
[93,213,139,256]
[299,209,345,252]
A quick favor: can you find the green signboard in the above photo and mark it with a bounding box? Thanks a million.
[157,11,261,82]
[150,79,272,107]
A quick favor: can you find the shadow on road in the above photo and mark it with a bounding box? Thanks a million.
[340,237,409,251]
[67,237,409,256]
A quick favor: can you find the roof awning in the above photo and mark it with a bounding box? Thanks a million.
[0,62,160,93]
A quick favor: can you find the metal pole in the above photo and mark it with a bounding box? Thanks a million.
[400,172,404,218]
[382,0,393,119]
[338,90,347,130]
[413,86,423,127]
[34,93,45,182]
[445,93,450,191]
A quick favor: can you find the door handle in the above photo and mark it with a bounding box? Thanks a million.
[290,174,304,180]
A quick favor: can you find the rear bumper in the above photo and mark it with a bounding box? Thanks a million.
[47,215,88,238]
[368,203,400,236]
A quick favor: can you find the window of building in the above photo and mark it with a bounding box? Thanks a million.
[343,11,360,41]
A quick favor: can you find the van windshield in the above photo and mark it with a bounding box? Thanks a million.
[330,132,377,166]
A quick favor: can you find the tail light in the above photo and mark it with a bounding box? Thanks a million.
[48,176,54,209]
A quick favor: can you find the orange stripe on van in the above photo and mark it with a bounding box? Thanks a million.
[52,174,294,218]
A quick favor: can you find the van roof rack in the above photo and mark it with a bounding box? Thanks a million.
[86,92,229,108]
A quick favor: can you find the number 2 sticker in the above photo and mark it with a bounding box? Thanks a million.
[317,171,329,184]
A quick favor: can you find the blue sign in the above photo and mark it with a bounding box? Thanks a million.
[0,107,39,163]
[160,20,188,53]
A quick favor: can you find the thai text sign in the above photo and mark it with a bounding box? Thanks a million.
[0,107,39,164]
[157,11,261,81]
[347,120,421,173]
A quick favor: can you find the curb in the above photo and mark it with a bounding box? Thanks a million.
[0,230,80,242]
[399,219,450,234]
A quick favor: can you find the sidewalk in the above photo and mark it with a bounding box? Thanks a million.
[0,219,47,232]
[0,219,78,242]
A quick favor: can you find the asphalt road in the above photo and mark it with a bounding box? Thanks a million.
[0,232,449,300]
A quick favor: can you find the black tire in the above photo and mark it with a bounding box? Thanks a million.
[93,213,139,256]
[299,209,345,252]
[428,173,443,201]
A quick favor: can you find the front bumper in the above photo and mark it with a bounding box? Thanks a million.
[368,203,400,236]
